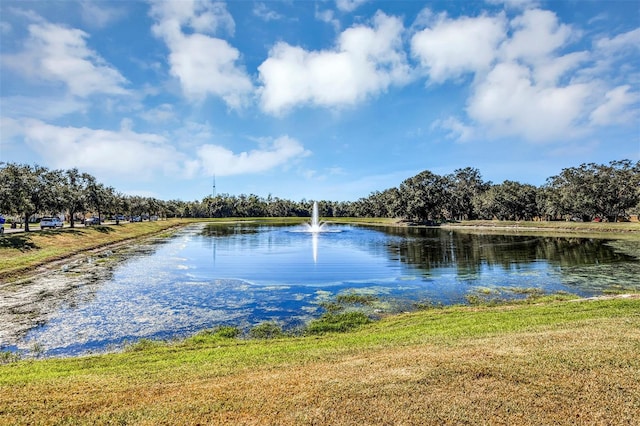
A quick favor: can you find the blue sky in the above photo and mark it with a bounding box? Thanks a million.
[1,0,639,202]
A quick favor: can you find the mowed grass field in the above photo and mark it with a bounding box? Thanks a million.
[1,297,639,425]
[0,220,189,280]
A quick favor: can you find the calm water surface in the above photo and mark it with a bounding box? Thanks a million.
[3,223,639,357]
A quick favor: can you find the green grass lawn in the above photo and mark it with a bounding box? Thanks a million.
[443,219,640,234]
[1,296,639,425]
[0,220,190,280]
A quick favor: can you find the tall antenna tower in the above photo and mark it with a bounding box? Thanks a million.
[212,174,216,198]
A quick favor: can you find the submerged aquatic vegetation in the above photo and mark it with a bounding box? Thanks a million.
[504,286,545,295]
[335,292,378,305]
[413,300,444,310]
[605,240,640,259]
[465,289,581,306]
[602,285,638,295]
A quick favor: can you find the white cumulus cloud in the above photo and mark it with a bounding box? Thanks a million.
[414,6,637,143]
[253,3,283,21]
[432,116,475,142]
[594,27,640,52]
[2,21,128,97]
[1,95,88,120]
[467,62,592,141]
[258,12,412,114]
[411,12,507,83]
[17,119,187,180]
[197,136,311,176]
[150,0,235,35]
[500,9,576,64]
[79,0,126,29]
[590,85,640,126]
[149,0,253,108]
[336,0,369,13]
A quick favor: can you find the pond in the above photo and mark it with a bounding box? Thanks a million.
[1,222,639,357]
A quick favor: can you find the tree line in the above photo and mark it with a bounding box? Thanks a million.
[351,160,639,223]
[1,160,638,231]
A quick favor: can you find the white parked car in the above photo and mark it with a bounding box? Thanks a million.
[40,217,64,229]
[84,217,101,226]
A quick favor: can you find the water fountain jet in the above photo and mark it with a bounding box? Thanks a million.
[307,201,324,233]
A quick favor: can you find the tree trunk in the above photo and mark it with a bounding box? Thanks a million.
[24,213,30,232]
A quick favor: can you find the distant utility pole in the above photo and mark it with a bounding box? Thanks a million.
[209,174,217,219]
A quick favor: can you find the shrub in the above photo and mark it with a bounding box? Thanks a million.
[317,301,343,313]
[213,326,241,339]
[0,350,21,364]
[189,326,242,344]
[125,338,163,352]
[413,300,443,310]
[305,311,371,335]
[249,322,284,339]
[508,287,544,296]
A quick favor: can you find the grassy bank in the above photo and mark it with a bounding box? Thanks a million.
[1,296,639,424]
[0,219,193,281]
[329,217,640,234]
[442,219,640,235]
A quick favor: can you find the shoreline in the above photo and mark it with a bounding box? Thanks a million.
[1,219,638,359]
[327,218,640,240]
[0,220,188,283]
[3,291,639,362]
[440,220,640,234]
[2,295,639,425]
[1,219,638,356]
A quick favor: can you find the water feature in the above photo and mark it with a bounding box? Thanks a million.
[301,201,336,261]
[308,201,323,233]
[1,222,638,357]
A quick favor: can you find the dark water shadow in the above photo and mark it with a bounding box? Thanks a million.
[375,226,636,274]
[201,223,258,237]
